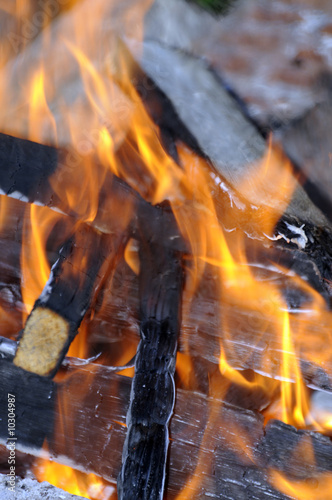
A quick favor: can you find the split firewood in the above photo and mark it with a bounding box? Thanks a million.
[118,203,184,500]
[0,223,125,448]
[1,363,332,499]
[14,224,122,377]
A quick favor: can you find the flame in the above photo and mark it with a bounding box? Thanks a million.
[2,0,332,498]
[279,312,310,427]
[270,470,332,500]
[124,238,140,276]
[28,68,57,144]
[33,458,114,499]
[67,321,88,359]
[0,195,10,232]
[21,204,66,319]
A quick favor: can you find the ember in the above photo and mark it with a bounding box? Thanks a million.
[1,1,332,500]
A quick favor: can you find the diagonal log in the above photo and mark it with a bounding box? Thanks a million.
[14,224,124,377]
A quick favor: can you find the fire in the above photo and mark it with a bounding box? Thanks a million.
[28,68,57,144]
[124,238,140,276]
[1,0,332,498]
[21,204,66,319]
[33,458,115,499]
[279,312,310,428]
[270,470,332,500]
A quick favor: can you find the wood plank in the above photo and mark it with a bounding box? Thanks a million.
[2,364,332,499]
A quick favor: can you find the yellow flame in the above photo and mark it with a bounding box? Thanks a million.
[21,204,64,319]
[33,459,113,499]
[124,238,140,275]
[280,312,310,427]
[28,69,57,144]
[271,470,332,500]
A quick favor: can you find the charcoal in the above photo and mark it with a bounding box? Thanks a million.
[4,366,332,499]
[118,424,168,500]
[130,373,174,425]
[118,204,184,500]
[0,360,55,450]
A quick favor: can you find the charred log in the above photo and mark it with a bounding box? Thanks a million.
[118,203,184,500]
[1,364,331,499]
[0,359,55,449]
[0,198,332,391]
[0,223,124,447]
[14,225,122,377]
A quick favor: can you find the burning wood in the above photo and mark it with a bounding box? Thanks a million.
[1,359,332,499]
[1,0,332,499]
[118,204,183,499]
[14,226,120,377]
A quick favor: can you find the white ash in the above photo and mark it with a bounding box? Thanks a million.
[0,475,86,500]
[265,222,308,250]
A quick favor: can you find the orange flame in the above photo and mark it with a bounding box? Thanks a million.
[270,470,332,500]
[279,312,310,427]
[33,459,115,499]
[2,0,332,498]
[124,238,140,276]
[21,204,65,319]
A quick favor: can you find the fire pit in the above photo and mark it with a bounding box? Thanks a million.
[1,0,332,499]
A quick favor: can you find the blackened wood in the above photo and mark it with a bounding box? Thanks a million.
[0,133,59,205]
[0,132,136,235]
[0,337,16,361]
[118,204,184,500]
[14,225,122,377]
[5,365,332,499]
[1,197,332,390]
[0,132,186,251]
[35,225,117,330]
[0,359,55,450]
